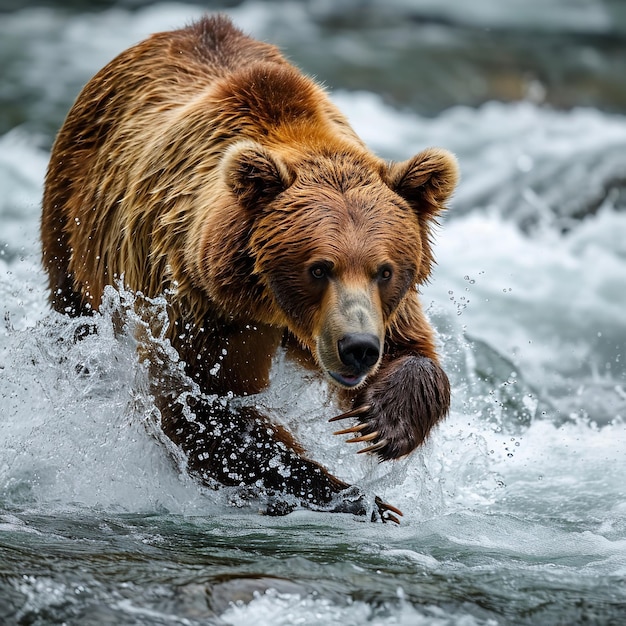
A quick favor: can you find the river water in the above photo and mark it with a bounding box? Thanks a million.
[1,1,625,624]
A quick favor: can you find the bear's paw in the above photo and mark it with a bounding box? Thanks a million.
[331,355,450,461]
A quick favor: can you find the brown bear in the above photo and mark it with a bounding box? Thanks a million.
[41,15,458,521]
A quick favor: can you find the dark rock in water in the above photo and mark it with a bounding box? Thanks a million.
[466,335,549,432]
[546,379,626,427]
[439,325,553,434]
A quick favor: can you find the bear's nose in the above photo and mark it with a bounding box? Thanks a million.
[337,333,380,372]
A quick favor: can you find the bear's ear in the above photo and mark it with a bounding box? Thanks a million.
[386,148,459,218]
[387,148,458,283]
[222,141,295,209]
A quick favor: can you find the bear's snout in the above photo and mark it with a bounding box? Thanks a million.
[316,288,384,388]
[337,333,380,373]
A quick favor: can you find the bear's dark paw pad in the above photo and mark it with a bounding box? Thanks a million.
[372,496,403,525]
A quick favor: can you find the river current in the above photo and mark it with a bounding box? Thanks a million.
[1,2,625,624]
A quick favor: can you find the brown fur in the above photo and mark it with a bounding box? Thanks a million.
[41,15,458,518]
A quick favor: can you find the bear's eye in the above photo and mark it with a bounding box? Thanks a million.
[310,264,329,280]
[378,265,393,282]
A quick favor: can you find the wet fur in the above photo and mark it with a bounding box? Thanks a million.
[41,15,458,517]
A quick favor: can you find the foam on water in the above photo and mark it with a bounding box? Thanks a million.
[429,209,626,418]
[220,587,495,626]
[0,285,212,515]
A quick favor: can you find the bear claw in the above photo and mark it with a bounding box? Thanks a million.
[332,423,367,436]
[346,431,379,444]
[331,406,393,456]
[357,439,389,455]
[374,496,403,524]
[328,405,371,422]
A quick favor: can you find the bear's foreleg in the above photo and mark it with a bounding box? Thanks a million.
[158,393,400,520]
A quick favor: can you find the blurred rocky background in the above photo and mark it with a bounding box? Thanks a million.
[2,0,626,142]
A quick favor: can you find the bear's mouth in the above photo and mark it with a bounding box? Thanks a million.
[328,371,366,388]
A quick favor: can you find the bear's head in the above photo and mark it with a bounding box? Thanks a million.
[221,141,458,389]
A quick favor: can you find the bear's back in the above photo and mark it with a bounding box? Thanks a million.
[41,15,361,314]
[183,15,287,76]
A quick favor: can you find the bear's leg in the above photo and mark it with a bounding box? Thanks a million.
[143,321,401,521]
[154,391,400,521]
